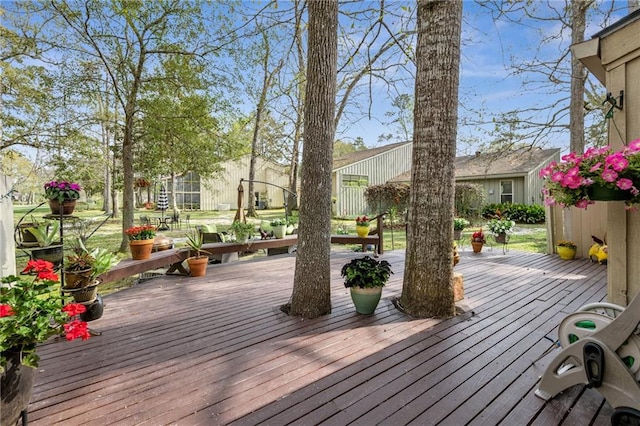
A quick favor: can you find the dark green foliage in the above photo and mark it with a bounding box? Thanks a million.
[364,183,410,215]
[341,256,393,288]
[454,183,485,220]
[482,203,545,224]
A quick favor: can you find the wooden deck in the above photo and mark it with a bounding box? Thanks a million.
[28,248,614,425]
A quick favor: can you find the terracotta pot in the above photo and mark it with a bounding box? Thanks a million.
[48,198,77,215]
[62,283,98,303]
[187,256,209,277]
[356,225,369,238]
[129,239,154,260]
[64,268,93,289]
[1,347,35,426]
[471,241,484,253]
[18,223,40,246]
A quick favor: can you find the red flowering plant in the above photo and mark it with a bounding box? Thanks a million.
[355,216,370,227]
[472,229,486,243]
[43,180,82,203]
[0,259,90,372]
[124,224,157,241]
[539,139,640,210]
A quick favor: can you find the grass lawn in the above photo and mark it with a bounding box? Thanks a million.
[12,204,548,295]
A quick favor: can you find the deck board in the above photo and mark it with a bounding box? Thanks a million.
[25,249,616,425]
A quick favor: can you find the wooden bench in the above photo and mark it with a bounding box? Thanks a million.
[97,231,384,285]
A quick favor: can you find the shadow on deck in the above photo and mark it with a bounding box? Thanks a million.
[28,249,612,425]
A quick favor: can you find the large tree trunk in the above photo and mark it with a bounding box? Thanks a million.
[399,0,462,319]
[287,0,338,319]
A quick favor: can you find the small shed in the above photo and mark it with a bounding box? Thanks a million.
[333,141,412,216]
[572,9,640,305]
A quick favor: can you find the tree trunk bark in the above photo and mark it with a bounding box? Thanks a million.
[288,0,338,319]
[399,0,462,318]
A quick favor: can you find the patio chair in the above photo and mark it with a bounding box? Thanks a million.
[139,215,151,226]
[169,211,181,230]
[535,291,640,425]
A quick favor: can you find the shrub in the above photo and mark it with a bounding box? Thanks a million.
[482,203,545,224]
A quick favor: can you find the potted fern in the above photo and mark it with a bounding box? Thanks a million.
[230,221,255,244]
[185,230,211,277]
[26,221,63,266]
[341,256,393,314]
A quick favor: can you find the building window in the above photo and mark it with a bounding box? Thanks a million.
[500,180,513,204]
[342,174,369,187]
[174,172,201,210]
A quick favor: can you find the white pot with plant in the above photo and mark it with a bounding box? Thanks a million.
[270,218,287,239]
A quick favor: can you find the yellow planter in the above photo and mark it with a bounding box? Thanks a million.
[557,245,577,260]
[356,225,369,238]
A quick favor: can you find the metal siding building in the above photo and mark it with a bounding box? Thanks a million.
[200,156,289,211]
[333,142,413,216]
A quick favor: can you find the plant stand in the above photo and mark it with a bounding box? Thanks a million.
[492,233,510,255]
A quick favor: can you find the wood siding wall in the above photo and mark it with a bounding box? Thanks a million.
[334,143,412,216]
[200,157,289,211]
[570,18,640,304]
[527,152,560,205]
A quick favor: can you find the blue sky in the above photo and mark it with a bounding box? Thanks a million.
[340,1,631,154]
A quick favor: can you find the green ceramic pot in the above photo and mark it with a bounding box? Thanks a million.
[349,286,382,315]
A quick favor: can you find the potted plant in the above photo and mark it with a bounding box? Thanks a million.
[341,256,393,314]
[487,218,515,244]
[26,221,63,266]
[270,218,287,239]
[556,240,578,260]
[125,224,157,260]
[16,216,46,247]
[184,230,212,277]
[355,216,370,238]
[44,180,82,215]
[471,229,485,253]
[0,260,90,425]
[539,140,640,209]
[63,238,120,301]
[453,217,470,239]
[231,221,255,244]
